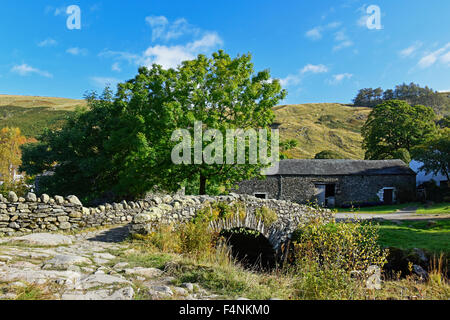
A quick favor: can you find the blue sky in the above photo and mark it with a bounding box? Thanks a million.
[1,0,449,104]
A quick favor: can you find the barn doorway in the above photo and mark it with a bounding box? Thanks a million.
[383,189,393,204]
[219,227,276,271]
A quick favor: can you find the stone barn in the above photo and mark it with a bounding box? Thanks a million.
[235,159,416,207]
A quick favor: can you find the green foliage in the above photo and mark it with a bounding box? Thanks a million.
[0,180,30,197]
[353,82,450,116]
[21,51,286,201]
[362,100,437,161]
[291,218,388,272]
[314,150,345,159]
[412,128,450,185]
[0,106,73,138]
[254,206,278,227]
[194,201,246,223]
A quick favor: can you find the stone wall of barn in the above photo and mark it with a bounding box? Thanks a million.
[235,174,416,206]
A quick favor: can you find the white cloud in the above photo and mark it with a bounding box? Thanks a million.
[11,64,52,78]
[146,16,199,42]
[332,30,353,51]
[66,47,88,56]
[439,50,450,65]
[90,77,121,89]
[38,38,57,47]
[279,64,329,87]
[301,64,329,74]
[305,27,322,40]
[305,21,341,40]
[329,73,353,84]
[279,74,302,87]
[100,17,223,70]
[418,43,450,68]
[399,42,423,58]
[112,62,121,72]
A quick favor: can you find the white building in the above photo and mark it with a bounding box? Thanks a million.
[410,160,448,186]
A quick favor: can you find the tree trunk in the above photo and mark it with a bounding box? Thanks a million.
[199,173,207,195]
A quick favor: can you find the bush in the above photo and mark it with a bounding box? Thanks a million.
[254,206,278,227]
[0,180,30,198]
[291,217,388,272]
[194,201,246,223]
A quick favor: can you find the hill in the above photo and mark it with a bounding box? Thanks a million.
[0,95,86,137]
[274,103,370,159]
[0,96,370,159]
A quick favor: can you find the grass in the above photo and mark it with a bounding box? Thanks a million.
[336,203,417,214]
[273,103,371,159]
[417,203,450,214]
[375,219,450,253]
[336,202,450,214]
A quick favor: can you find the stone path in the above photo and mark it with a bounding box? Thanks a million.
[0,226,218,300]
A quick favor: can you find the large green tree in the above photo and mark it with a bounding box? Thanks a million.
[20,51,286,202]
[362,100,437,161]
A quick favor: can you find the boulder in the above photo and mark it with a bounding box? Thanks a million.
[66,195,82,206]
[40,194,50,203]
[8,191,18,202]
[25,192,37,202]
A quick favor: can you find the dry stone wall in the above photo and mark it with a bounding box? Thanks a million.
[0,191,332,252]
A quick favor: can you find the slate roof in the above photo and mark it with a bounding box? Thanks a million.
[265,159,416,176]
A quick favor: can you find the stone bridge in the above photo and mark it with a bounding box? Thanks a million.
[130,193,333,253]
[0,191,332,253]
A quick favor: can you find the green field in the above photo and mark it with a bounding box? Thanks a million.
[273,103,371,159]
[376,219,450,253]
[0,95,86,138]
[337,202,450,214]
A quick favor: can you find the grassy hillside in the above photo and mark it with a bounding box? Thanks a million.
[0,95,86,137]
[0,96,369,159]
[273,103,371,159]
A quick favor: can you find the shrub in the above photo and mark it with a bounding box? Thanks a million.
[254,206,278,227]
[291,217,388,272]
[194,201,246,223]
[179,221,217,259]
[0,180,30,198]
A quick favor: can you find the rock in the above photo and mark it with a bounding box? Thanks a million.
[366,265,382,290]
[93,252,116,260]
[10,233,73,246]
[25,192,37,202]
[412,264,429,281]
[149,285,173,297]
[8,222,20,229]
[59,222,71,230]
[66,195,82,206]
[79,274,131,289]
[113,262,129,271]
[181,282,194,292]
[173,287,188,296]
[45,254,91,269]
[8,191,18,202]
[54,196,65,205]
[412,248,428,264]
[40,194,50,203]
[109,286,134,300]
[124,267,163,278]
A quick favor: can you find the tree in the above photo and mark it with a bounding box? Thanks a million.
[412,128,450,186]
[353,82,449,115]
[0,127,28,181]
[314,150,344,159]
[21,51,286,201]
[362,100,437,161]
[280,139,299,159]
[353,87,384,107]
